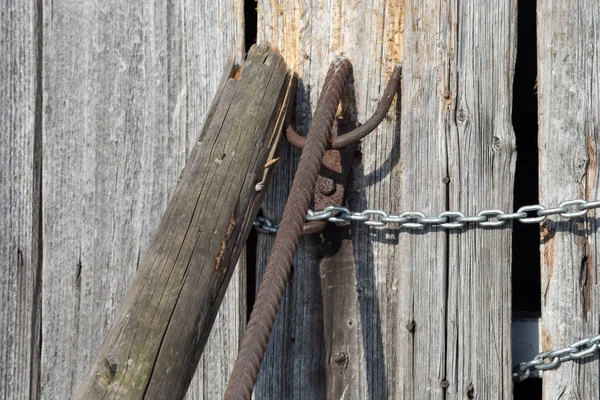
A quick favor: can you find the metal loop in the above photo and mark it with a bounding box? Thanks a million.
[497,211,527,221]
[254,217,279,233]
[537,206,569,217]
[400,212,426,229]
[586,335,600,347]
[381,214,408,224]
[520,358,543,371]
[362,209,389,226]
[322,206,351,224]
[580,200,600,211]
[477,210,507,227]
[559,199,588,218]
[570,343,598,359]
[439,211,466,229]
[306,209,334,221]
[418,216,448,225]
[547,346,578,360]
[517,205,547,224]
[457,215,487,224]
[535,356,561,371]
[513,367,531,382]
[345,212,370,222]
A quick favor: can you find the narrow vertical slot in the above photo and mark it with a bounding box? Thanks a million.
[30,0,44,397]
[243,0,259,321]
[512,0,542,397]
[244,0,258,53]
[245,219,258,322]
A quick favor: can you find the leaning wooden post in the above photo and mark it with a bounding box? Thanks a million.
[75,44,292,400]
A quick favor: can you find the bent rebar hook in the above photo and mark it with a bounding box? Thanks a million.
[286,63,402,149]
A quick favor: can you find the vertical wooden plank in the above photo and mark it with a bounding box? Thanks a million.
[0,0,40,398]
[445,1,517,398]
[538,1,600,398]
[257,1,403,398]
[41,0,244,398]
[399,1,450,397]
[257,0,516,398]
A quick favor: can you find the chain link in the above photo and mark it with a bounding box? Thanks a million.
[513,334,600,382]
[253,198,600,233]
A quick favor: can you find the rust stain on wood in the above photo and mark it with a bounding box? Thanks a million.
[268,0,302,74]
[583,130,597,316]
[585,133,597,200]
[215,216,236,270]
[330,1,342,53]
[580,242,593,318]
[233,67,243,81]
[384,0,404,69]
[541,326,553,352]
[542,223,554,305]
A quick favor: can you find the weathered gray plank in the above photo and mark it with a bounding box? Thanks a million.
[0,0,40,399]
[538,0,600,398]
[257,1,516,398]
[444,1,516,398]
[40,0,244,398]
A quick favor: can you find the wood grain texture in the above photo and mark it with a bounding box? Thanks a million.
[75,46,291,399]
[0,0,40,399]
[257,0,516,398]
[40,0,245,398]
[443,1,516,398]
[538,0,600,398]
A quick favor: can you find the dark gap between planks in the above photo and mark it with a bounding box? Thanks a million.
[512,0,542,397]
[244,0,259,322]
[244,0,258,53]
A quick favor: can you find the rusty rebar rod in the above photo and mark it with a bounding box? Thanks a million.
[224,58,352,400]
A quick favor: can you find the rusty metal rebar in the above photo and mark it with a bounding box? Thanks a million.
[285,63,403,149]
[224,58,352,400]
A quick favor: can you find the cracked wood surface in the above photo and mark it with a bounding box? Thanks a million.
[73,45,291,399]
[538,0,600,398]
[257,1,515,398]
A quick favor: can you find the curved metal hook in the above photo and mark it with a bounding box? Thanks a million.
[286,63,403,149]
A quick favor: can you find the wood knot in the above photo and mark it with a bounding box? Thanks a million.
[492,136,502,151]
[332,351,349,369]
[256,44,270,54]
[100,357,119,384]
[456,107,469,125]
[466,383,475,398]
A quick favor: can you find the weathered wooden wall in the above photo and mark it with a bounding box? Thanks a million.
[1,0,246,399]
[538,0,600,398]
[6,0,600,399]
[256,0,516,399]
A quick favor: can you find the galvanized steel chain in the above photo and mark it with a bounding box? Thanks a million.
[254,198,600,233]
[513,334,600,382]
[256,199,600,382]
